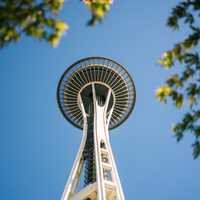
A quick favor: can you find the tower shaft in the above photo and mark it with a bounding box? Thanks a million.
[61,83,125,200]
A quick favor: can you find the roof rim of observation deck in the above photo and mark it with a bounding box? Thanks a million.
[57,56,136,130]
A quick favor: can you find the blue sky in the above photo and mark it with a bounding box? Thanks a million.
[0,0,200,199]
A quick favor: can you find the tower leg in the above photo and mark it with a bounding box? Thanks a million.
[92,84,107,200]
[61,95,88,200]
[92,84,125,200]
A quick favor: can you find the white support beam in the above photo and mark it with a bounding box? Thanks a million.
[70,183,97,200]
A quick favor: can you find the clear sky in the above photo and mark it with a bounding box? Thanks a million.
[0,1,200,200]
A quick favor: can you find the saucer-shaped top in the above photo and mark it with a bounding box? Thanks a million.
[57,57,136,130]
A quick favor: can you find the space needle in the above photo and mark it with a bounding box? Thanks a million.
[57,57,136,200]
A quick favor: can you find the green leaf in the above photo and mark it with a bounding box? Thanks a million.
[175,93,183,108]
[192,141,200,159]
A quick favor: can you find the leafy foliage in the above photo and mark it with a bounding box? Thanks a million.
[83,0,113,26]
[0,0,112,48]
[0,0,68,47]
[156,0,200,159]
